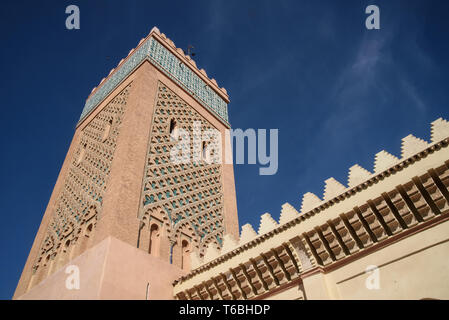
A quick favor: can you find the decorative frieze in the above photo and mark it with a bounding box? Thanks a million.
[137,83,226,257]
[31,83,132,288]
[79,29,229,126]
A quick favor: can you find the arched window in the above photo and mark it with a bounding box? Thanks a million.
[170,242,178,265]
[64,239,71,252]
[202,141,208,161]
[149,224,160,257]
[76,143,87,165]
[181,240,190,271]
[44,254,51,267]
[169,118,177,135]
[102,118,113,142]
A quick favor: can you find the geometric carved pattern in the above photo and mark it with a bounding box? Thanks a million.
[31,83,131,284]
[138,82,225,253]
[80,31,229,126]
[147,38,229,124]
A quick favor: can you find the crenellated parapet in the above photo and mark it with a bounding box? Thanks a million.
[79,27,230,127]
[173,117,449,300]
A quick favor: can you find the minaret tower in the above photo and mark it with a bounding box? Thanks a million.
[14,27,239,300]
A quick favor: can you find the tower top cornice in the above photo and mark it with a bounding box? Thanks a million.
[79,27,230,127]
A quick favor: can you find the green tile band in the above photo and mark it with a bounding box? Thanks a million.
[79,37,229,126]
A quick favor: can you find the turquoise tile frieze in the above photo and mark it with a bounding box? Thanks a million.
[79,37,229,126]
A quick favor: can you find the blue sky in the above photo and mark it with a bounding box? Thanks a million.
[1,0,449,299]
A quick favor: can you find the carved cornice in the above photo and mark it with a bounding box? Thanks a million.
[78,27,230,128]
